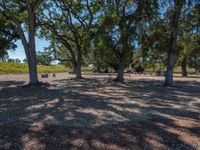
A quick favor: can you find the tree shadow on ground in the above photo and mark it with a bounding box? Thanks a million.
[0,78,200,150]
[0,81,25,88]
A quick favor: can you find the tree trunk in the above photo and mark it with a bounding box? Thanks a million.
[181,56,187,77]
[165,52,176,86]
[27,54,39,84]
[197,65,200,74]
[164,0,183,86]
[71,60,82,78]
[71,60,76,74]
[194,60,200,74]
[74,49,82,79]
[27,7,39,85]
[75,60,82,79]
[0,1,41,85]
[115,51,126,82]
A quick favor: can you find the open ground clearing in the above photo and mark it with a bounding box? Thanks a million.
[0,73,200,150]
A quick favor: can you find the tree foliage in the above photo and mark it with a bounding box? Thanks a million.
[1,0,199,85]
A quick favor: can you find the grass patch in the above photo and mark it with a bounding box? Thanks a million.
[0,62,195,74]
[0,62,69,74]
[0,62,94,74]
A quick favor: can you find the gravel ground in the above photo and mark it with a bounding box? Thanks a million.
[0,72,200,150]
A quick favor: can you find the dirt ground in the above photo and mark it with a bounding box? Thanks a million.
[0,72,200,150]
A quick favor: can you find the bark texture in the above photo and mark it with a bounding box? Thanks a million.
[164,0,183,86]
[115,51,126,82]
[26,3,39,84]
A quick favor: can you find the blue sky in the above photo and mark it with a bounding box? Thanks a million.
[8,37,50,61]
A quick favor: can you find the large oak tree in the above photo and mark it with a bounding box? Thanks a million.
[40,0,97,79]
[0,0,43,85]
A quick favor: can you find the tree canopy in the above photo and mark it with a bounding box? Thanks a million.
[1,0,199,85]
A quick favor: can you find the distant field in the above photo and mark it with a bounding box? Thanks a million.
[0,62,69,74]
[0,62,196,74]
[0,62,93,74]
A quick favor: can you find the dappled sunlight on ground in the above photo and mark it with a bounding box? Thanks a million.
[0,73,200,149]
